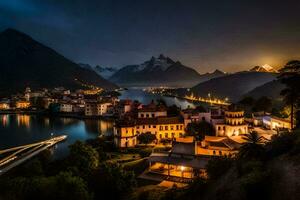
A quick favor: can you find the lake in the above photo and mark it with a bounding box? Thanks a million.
[0,88,197,159]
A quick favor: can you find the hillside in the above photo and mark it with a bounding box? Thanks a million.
[109,55,203,87]
[197,69,226,83]
[0,28,117,96]
[191,71,277,101]
[243,80,285,100]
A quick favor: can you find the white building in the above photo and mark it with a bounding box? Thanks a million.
[138,104,167,118]
[60,103,73,112]
[181,108,211,127]
[215,110,248,137]
[85,101,112,116]
[263,116,292,130]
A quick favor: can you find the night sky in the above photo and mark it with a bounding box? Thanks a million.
[1,0,300,73]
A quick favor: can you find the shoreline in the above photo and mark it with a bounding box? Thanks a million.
[0,110,116,121]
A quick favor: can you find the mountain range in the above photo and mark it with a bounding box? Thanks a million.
[243,80,285,100]
[250,64,278,73]
[78,63,118,79]
[109,54,226,87]
[190,71,278,101]
[0,28,288,101]
[0,28,117,96]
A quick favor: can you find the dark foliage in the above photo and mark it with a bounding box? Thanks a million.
[137,132,157,144]
[186,121,214,141]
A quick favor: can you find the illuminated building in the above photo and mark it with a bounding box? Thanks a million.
[137,103,167,118]
[262,116,292,130]
[145,136,241,182]
[114,120,137,147]
[114,116,185,148]
[215,110,248,137]
[59,102,73,112]
[42,97,56,109]
[83,89,102,95]
[196,136,241,156]
[16,101,30,109]
[116,99,135,116]
[0,102,10,110]
[181,108,211,127]
[146,139,208,181]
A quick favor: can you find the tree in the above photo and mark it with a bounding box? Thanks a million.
[167,104,180,116]
[238,131,265,160]
[186,121,214,141]
[206,156,233,180]
[239,96,255,107]
[156,98,167,107]
[88,163,136,199]
[252,96,272,113]
[68,141,99,175]
[265,132,295,158]
[52,172,92,200]
[195,105,206,112]
[0,172,92,200]
[137,132,156,144]
[278,60,300,130]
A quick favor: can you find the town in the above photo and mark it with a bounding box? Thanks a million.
[0,85,293,184]
[1,1,300,199]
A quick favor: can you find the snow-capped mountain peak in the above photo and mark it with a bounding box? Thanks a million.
[250,64,277,73]
[132,54,175,72]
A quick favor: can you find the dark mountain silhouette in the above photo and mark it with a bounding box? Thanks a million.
[243,80,285,100]
[0,28,117,96]
[197,69,226,83]
[191,71,277,102]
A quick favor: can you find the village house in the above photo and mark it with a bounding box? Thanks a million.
[59,102,73,112]
[114,120,137,148]
[116,99,135,116]
[0,100,10,110]
[197,136,241,156]
[181,108,211,127]
[85,100,112,116]
[114,116,185,148]
[215,110,248,137]
[262,115,292,130]
[15,100,31,109]
[42,97,56,109]
[144,135,241,182]
[146,139,208,182]
[137,103,167,118]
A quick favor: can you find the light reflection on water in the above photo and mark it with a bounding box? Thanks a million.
[0,114,114,159]
[0,89,202,159]
[119,88,196,109]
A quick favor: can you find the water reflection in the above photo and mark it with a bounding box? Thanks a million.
[0,114,9,127]
[0,114,114,159]
[0,89,200,159]
[17,114,31,129]
[119,88,196,109]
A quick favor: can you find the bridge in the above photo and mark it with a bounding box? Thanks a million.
[0,135,67,176]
